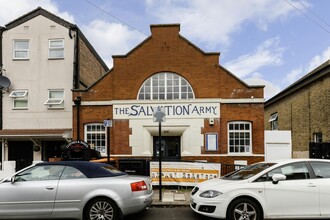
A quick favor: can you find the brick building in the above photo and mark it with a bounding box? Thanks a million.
[265,60,330,158]
[73,24,265,166]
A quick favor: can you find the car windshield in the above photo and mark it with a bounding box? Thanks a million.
[222,162,276,180]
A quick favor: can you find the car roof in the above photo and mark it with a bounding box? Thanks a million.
[256,158,330,167]
[35,161,126,178]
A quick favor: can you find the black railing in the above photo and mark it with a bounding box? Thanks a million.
[221,163,245,176]
[309,142,330,159]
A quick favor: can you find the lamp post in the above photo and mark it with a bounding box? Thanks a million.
[103,119,112,164]
[153,107,166,201]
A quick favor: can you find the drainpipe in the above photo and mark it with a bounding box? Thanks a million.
[0,27,6,130]
[74,96,81,140]
[69,26,80,89]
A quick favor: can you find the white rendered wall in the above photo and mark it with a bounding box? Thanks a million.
[2,15,74,130]
[129,118,204,156]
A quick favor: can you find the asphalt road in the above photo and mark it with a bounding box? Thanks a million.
[123,207,216,220]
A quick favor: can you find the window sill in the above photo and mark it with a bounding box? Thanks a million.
[48,57,64,60]
[47,107,65,110]
[228,152,253,156]
[13,58,29,61]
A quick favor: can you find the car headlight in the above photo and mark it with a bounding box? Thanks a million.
[199,190,222,198]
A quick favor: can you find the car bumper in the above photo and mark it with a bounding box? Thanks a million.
[120,191,153,216]
[190,193,228,219]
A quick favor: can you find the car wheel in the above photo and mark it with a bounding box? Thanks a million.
[85,197,118,220]
[227,198,262,220]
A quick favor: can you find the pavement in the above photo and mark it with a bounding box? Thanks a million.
[151,189,191,206]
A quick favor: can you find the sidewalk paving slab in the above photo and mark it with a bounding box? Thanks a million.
[151,190,191,207]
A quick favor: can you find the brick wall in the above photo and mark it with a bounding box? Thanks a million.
[78,38,107,88]
[265,74,330,157]
[73,24,265,165]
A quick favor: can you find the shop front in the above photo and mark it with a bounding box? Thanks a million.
[0,129,71,174]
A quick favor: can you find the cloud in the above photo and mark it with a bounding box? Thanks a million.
[81,20,147,68]
[281,67,304,86]
[307,46,330,72]
[280,46,330,89]
[0,0,74,25]
[221,37,285,99]
[223,37,285,78]
[145,0,300,49]
[244,75,281,100]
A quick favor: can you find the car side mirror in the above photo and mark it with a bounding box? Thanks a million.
[10,176,16,183]
[272,173,286,184]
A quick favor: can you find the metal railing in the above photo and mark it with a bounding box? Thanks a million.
[221,163,246,176]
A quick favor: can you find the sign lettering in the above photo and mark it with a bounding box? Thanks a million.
[113,103,219,119]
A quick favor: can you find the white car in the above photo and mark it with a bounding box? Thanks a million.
[190,158,330,220]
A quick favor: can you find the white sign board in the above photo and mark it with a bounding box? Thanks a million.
[113,103,219,119]
[150,161,221,186]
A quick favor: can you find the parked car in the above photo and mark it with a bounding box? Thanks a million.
[0,161,153,220]
[190,158,330,220]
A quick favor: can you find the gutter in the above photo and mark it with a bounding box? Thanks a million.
[69,26,80,89]
[0,26,6,130]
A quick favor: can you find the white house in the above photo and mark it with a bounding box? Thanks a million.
[0,7,108,178]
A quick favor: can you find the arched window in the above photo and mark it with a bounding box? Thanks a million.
[138,72,194,100]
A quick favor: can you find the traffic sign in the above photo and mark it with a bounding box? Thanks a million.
[103,119,112,127]
[153,107,166,122]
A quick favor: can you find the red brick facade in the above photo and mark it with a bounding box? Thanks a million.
[73,24,265,165]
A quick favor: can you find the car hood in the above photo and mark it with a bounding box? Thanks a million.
[196,178,248,191]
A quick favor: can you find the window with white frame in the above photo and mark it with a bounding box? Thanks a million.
[228,121,252,154]
[44,90,64,109]
[9,90,28,109]
[84,124,106,154]
[13,40,29,59]
[49,39,64,59]
[314,132,322,143]
[269,113,278,130]
[138,72,194,100]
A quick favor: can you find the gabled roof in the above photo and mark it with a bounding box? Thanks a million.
[265,59,330,107]
[5,7,75,29]
[83,23,264,92]
[4,7,108,72]
[113,24,221,58]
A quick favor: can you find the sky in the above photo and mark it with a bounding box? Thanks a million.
[0,0,329,100]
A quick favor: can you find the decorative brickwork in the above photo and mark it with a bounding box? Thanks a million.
[73,24,265,165]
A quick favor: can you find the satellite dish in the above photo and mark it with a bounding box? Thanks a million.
[0,75,11,89]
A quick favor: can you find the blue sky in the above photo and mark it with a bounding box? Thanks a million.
[0,0,329,99]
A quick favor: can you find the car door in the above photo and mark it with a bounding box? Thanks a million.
[263,162,319,218]
[53,166,91,210]
[0,165,64,216]
[309,161,330,217]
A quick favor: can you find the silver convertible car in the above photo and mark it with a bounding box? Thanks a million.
[0,161,153,220]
